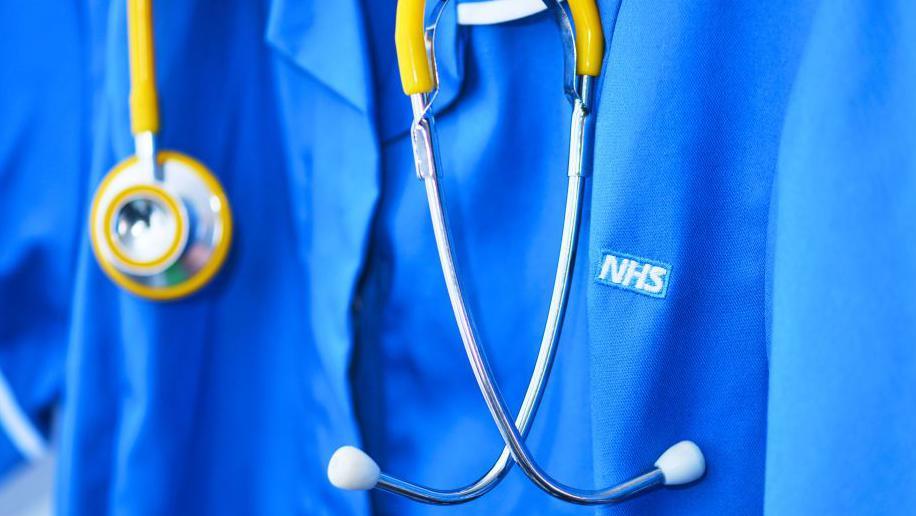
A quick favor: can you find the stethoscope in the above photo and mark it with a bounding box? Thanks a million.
[89,0,232,301]
[327,0,706,506]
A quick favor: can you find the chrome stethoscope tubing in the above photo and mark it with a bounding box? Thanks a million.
[328,1,587,503]
[372,91,588,505]
[327,0,704,505]
[410,80,678,505]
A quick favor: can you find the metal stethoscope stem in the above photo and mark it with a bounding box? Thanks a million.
[134,131,162,181]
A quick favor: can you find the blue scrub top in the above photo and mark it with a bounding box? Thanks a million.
[0,1,82,474]
[767,0,916,513]
[0,0,913,515]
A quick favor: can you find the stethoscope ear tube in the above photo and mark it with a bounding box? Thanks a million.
[395,0,436,94]
[127,0,160,134]
[568,0,604,77]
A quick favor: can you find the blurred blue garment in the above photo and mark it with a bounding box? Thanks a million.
[766,0,916,514]
[0,1,83,475]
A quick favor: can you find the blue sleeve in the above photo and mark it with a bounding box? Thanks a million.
[0,2,86,475]
[767,0,916,513]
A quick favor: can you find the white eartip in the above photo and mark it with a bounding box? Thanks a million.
[654,440,705,486]
[327,446,380,490]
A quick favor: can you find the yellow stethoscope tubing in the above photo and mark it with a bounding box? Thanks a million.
[395,0,435,95]
[90,152,234,301]
[128,0,160,134]
[395,0,605,95]
[568,0,604,76]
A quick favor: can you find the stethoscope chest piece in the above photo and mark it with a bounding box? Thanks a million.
[90,151,232,300]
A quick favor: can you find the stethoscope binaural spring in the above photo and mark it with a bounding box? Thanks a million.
[326,0,706,506]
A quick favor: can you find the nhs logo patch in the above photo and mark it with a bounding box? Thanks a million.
[596,252,671,298]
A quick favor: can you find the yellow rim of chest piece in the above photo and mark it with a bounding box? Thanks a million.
[103,183,186,271]
[90,151,233,301]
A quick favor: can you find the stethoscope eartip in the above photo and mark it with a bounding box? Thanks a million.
[327,446,380,490]
[654,440,706,486]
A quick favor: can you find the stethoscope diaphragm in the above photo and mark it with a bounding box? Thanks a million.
[90,151,231,300]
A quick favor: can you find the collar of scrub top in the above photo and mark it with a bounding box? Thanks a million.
[457,0,563,25]
[326,0,706,505]
[88,0,232,300]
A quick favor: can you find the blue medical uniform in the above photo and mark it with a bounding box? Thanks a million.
[767,1,916,514]
[581,1,817,514]
[1,0,913,515]
[0,2,82,474]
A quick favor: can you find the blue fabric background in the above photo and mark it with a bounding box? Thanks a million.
[767,1,916,514]
[0,1,84,472]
